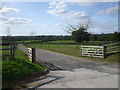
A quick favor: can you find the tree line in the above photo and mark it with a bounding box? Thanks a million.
[2,32,120,43]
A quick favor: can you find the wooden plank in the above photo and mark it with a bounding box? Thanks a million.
[28,56,32,59]
[81,49,103,51]
[106,51,120,54]
[29,58,32,61]
[81,46,103,48]
[81,55,103,58]
[82,51,102,53]
[82,53,103,55]
[81,47,103,49]
[0,43,10,46]
[28,51,32,54]
[28,48,32,51]
[106,46,120,50]
[28,54,32,57]
[0,54,12,57]
[0,48,14,50]
[105,43,120,46]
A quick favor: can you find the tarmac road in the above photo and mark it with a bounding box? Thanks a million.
[18,44,119,88]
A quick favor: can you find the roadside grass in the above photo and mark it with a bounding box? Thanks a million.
[27,43,120,63]
[2,49,48,88]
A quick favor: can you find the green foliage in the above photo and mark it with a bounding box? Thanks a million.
[2,49,46,88]
[90,34,98,41]
[2,58,45,82]
[2,35,72,42]
[110,32,120,41]
[72,27,91,43]
[2,32,120,43]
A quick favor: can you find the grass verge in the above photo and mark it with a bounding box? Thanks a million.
[2,49,48,89]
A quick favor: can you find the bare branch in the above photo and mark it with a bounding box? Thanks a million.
[0,2,4,10]
[6,27,11,36]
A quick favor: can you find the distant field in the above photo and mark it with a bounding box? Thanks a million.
[46,40,76,43]
[27,43,120,63]
[27,44,81,57]
[16,40,42,43]
[45,40,117,45]
[17,40,117,45]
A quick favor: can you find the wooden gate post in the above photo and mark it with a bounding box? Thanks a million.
[32,48,36,63]
[103,45,107,58]
[10,43,13,60]
[80,46,82,56]
[12,43,15,59]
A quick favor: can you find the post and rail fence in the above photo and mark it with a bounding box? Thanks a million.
[0,42,15,60]
[27,47,36,63]
[80,42,120,58]
[104,43,120,55]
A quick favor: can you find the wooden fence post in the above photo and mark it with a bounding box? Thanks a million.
[12,43,15,59]
[80,46,82,56]
[10,43,13,60]
[103,45,107,59]
[32,48,36,63]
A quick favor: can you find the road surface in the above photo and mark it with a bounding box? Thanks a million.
[18,44,119,88]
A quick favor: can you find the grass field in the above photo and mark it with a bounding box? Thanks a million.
[44,40,117,45]
[27,43,120,63]
[2,49,47,88]
[16,40,42,43]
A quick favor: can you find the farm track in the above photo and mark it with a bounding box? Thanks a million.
[18,44,118,74]
[18,44,119,88]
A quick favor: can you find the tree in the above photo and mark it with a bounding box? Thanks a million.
[6,27,11,36]
[29,31,36,36]
[64,24,91,43]
[90,34,98,41]
[111,32,120,41]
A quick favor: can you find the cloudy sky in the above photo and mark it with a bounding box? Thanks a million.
[0,1,119,36]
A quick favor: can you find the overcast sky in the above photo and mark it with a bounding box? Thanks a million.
[0,1,119,36]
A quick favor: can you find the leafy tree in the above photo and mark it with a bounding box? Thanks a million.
[64,24,91,43]
[90,34,98,41]
[111,32,120,41]
[98,33,105,41]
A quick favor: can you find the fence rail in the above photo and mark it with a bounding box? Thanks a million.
[0,42,15,60]
[105,43,120,55]
[104,43,120,46]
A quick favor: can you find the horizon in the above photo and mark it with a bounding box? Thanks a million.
[0,32,120,37]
